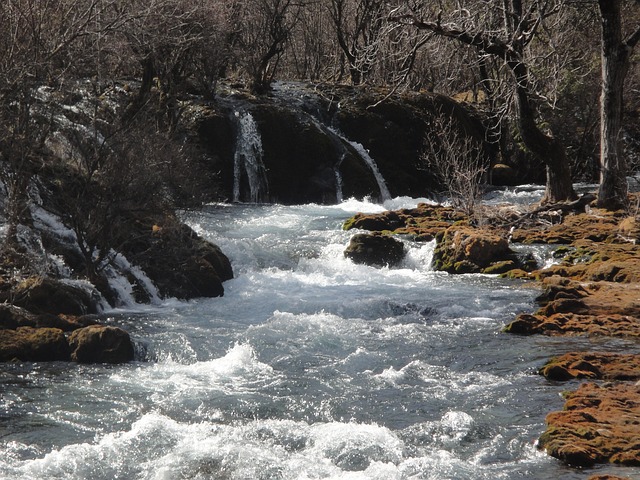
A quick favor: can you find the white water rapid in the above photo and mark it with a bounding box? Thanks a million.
[2,196,639,480]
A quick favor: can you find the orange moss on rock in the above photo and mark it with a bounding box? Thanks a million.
[538,382,640,467]
[540,352,640,381]
[343,203,466,241]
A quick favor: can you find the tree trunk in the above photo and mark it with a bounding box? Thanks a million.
[510,60,576,203]
[597,0,629,210]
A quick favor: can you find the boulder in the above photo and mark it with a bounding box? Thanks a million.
[0,327,70,362]
[490,163,519,186]
[344,233,405,267]
[11,277,101,316]
[0,304,98,331]
[538,382,640,467]
[540,352,640,382]
[0,304,38,329]
[69,325,134,364]
[116,217,233,300]
[432,226,536,274]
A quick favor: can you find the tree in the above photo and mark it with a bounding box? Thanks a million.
[390,1,578,203]
[596,0,640,210]
[233,0,301,94]
[328,0,386,84]
[422,109,488,217]
[0,0,104,248]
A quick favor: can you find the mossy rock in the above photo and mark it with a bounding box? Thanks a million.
[0,327,70,362]
[344,233,405,267]
[69,325,134,364]
[11,277,101,316]
[433,226,537,274]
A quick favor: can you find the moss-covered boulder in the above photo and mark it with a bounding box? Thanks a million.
[538,382,640,467]
[115,216,233,299]
[343,203,467,241]
[0,327,70,362]
[11,277,101,316]
[344,233,405,267]
[68,325,134,364]
[540,352,640,381]
[432,226,536,274]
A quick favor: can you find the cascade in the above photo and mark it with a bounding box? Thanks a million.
[345,139,392,201]
[329,128,392,201]
[233,112,269,203]
[334,160,344,203]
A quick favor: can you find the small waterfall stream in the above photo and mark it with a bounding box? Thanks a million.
[329,127,392,202]
[233,112,270,203]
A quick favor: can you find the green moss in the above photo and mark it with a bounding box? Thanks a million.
[483,260,516,275]
[343,216,358,231]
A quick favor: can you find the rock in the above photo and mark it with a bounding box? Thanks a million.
[11,277,101,316]
[343,204,466,242]
[490,163,519,186]
[504,275,640,337]
[68,325,134,364]
[540,353,640,381]
[511,212,619,244]
[504,312,640,338]
[0,304,38,329]
[432,226,536,274]
[116,217,233,300]
[588,475,633,480]
[617,216,640,243]
[538,382,640,467]
[344,233,405,267]
[0,327,70,362]
[343,210,406,232]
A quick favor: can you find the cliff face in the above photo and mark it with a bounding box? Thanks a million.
[192,83,491,204]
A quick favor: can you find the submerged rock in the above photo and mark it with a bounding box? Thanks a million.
[68,325,134,364]
[344,233,405,267]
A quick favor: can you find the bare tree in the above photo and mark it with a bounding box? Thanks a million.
[390,0,578,203]
[232,0,302,93]
[422,110,487,217]
[0,0,106,247]
[327,0,386,84]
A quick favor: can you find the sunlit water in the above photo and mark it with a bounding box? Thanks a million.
[1,196,639,479]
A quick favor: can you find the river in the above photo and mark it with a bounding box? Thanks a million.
[1,195,638,479]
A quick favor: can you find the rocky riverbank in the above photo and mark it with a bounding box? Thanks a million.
[0,213,234,364]
[342,196,640,474]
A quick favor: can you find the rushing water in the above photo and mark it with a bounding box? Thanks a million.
[1,196,639,480]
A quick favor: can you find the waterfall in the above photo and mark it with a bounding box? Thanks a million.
[345,139,392,201]
[334,163,344,203]
[233,112,269,203]
[328,128,392,201]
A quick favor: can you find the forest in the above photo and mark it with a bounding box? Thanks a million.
[1,0,640,220]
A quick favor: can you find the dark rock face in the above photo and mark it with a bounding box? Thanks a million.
[195,87,490,204]
[344,233,405,267]
[69,325,134,364]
